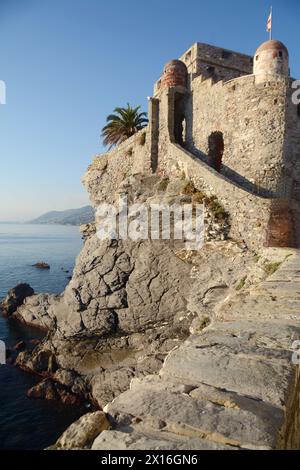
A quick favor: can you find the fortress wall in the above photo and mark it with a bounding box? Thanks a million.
[155,43,253,96]
[188,74,288,196]
[180,43,253,83]
[166,143,272,250]
[284,83,300,199]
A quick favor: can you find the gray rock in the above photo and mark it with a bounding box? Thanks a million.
[14,293,57,329]
[0,284,34,317]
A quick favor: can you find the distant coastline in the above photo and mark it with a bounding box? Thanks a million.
[29,206,94,226]
[0,206,94,227]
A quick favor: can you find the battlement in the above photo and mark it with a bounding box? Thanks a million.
[154,42,253,95]
[180,42,253,82]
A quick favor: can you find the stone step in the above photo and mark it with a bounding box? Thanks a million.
[104,379,281,449]
[160,334,294,407]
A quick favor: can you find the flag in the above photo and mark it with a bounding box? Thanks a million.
[267,9,272,33]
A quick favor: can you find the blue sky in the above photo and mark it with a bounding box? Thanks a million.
[0,0,299,221]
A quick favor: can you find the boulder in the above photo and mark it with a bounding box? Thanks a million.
[0,284,34,317]
[16,348,58,375]
[27,378,82,405]
[55,411,111,449]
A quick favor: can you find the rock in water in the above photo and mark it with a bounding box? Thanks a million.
[27,378,83,406]
[33,262,50,270]
[14,341,26,351]
[0,283,35,317]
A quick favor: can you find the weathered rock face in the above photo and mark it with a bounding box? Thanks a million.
[14,236,195,406]
[14,293,58,330]
[9,174,254,410]
[80,222,96,242]
[0,283,34,317]
[61,235,192,339]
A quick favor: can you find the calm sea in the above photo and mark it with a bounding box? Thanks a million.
[0,223,87,450]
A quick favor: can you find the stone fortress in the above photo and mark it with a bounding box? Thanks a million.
[91,39,300,251]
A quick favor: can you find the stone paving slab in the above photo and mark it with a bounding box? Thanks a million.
[98,252,300,450]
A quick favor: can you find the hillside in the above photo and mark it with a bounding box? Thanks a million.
[29,206,94,226]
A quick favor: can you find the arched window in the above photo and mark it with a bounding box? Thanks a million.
[208,132,224,173]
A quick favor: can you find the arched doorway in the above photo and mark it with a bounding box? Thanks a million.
[174,92,186,146]
[208,131,224,172]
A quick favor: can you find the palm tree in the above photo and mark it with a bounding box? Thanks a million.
[101,104,148,148]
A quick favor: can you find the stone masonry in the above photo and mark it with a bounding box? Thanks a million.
[89,39,300,250]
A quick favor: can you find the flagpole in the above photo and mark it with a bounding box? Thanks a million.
[270,6,273,40]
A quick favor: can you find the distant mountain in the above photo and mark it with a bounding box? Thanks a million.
[29,206,94,226]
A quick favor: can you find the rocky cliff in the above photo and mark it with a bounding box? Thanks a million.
[1,159,299,450]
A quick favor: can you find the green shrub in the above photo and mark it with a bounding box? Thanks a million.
[236,276,247,291]
[206,196,229,221]
[157,177,170,191]
[264,262,282,276]
[181,181,229,222]
[182,180,196,195]
[139,132,146,146]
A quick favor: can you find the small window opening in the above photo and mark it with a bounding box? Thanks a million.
[208,131,224,173]
[206,66,215,75]
[222,50,232,59]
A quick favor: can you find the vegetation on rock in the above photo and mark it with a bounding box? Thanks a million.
[101,104,148,148]
[263,261,282,276]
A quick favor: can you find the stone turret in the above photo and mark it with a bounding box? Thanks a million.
[253,39,289,83]
[161,60,188,89]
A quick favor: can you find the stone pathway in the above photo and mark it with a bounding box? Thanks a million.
[56,251,300,450]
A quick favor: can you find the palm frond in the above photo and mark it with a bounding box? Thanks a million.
[101,104,148,148]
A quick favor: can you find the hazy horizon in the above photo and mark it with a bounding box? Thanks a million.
[1,0,300,220]
[0,203,92,223]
